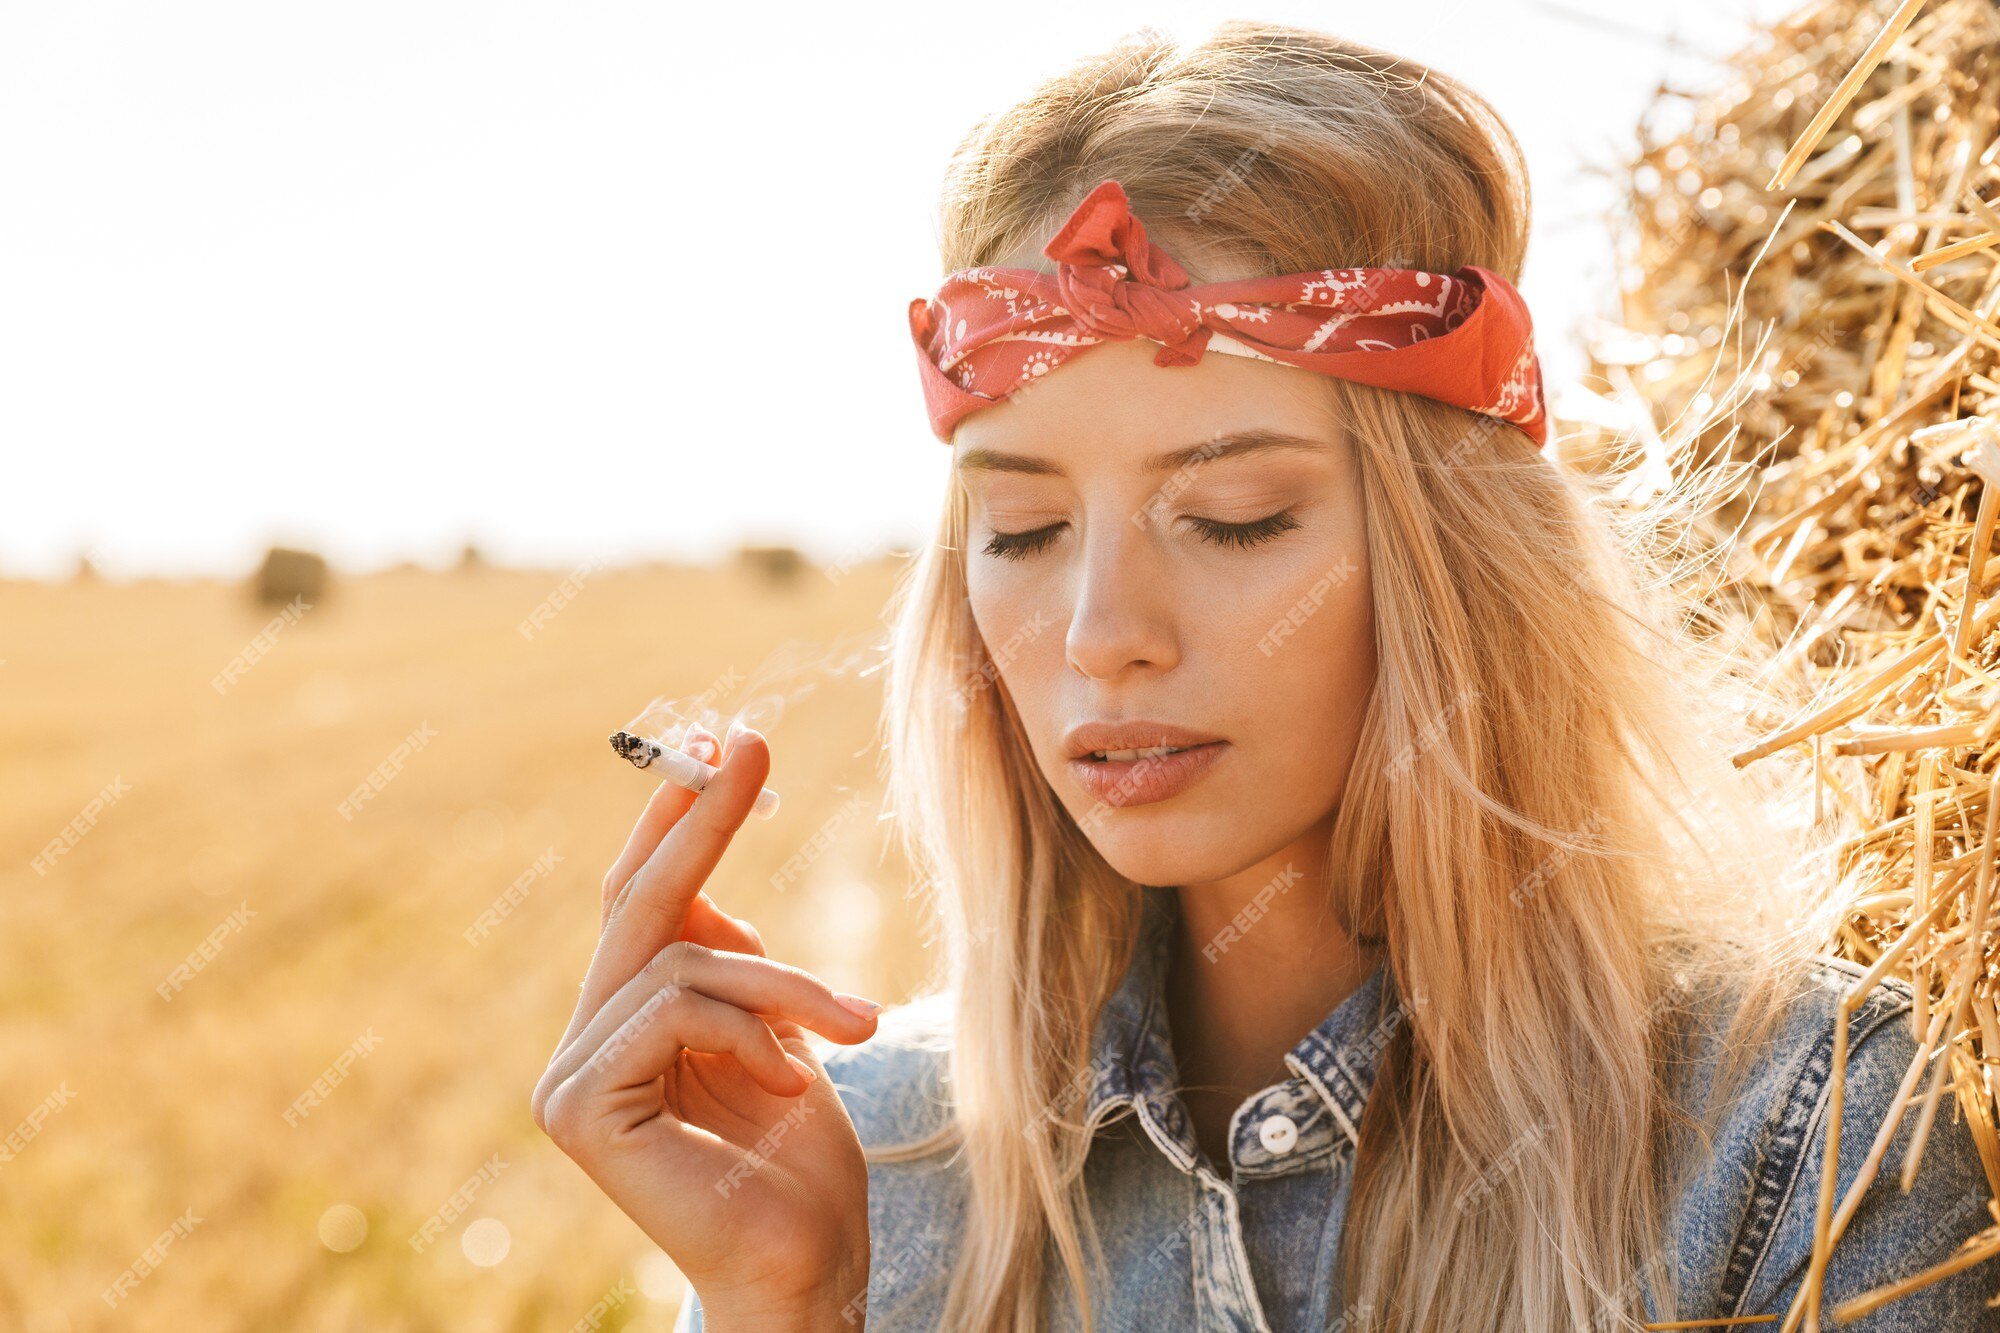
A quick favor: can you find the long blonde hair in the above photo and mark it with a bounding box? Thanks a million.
[873,20,1843,1332]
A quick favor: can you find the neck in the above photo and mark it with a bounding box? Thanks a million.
[1163,819,1377,1108]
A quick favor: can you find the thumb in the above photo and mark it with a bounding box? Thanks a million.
[679,890,767,957]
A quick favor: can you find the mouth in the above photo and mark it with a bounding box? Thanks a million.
[1061,720,1227,763]
[1056,732,1224,804]
[1078,743,1212,762]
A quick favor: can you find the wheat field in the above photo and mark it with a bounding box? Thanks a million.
[0,558,935,1332]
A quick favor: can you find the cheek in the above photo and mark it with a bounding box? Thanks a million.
[965,562,1026,653]
[964,565,1064,700]
[1221,546,1376,768]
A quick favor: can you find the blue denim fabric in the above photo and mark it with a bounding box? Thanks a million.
[675,889,1998,1330]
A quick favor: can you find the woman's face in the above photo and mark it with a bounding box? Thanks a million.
[954,336,1377,888]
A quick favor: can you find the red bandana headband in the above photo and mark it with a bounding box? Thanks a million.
[907,178,1549,448]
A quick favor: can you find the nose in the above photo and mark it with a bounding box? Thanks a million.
[1063,520,1181,680]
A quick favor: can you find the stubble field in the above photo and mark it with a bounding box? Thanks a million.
[0,558,934,1332]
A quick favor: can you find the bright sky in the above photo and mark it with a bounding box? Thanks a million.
[1,0,1801,580]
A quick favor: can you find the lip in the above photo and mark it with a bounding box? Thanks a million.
[1062,720,1229,810]
[1062,720,1227,761]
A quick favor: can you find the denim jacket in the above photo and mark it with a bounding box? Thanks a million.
[676,889,1998,1330]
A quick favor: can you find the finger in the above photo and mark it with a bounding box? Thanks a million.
[600,725,719,926]
[577,982,811,1104]
[562,887,753,1055]
[541,976,794,1128]
[545,940,875,1096]
[601,778,694,927]
[590,726,772,1004]
[620,723,769,936]
[601,722,752,931]
[681,891,765,956]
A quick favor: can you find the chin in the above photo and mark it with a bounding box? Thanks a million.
[1069,802,1258,886]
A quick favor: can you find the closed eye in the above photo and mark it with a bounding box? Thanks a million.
[1187,509,1302,549]
[980,522,1064,562]
[979,509,1302,561]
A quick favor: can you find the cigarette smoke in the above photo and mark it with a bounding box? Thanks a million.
[616,629,891,749]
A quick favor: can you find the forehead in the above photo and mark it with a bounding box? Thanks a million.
[950,337,1342,473]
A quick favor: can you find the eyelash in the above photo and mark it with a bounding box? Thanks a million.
[979,509,1303,561]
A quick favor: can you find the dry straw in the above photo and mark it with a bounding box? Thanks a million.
[1577,0,2000,1327]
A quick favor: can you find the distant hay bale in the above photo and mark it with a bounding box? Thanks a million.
[253,546,328,607]
[735,543,807,587]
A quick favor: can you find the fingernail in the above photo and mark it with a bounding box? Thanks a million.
[683,725,718,764]
[834,992,882,1018]
[786,1053,817,1084]
[724,717,749,750]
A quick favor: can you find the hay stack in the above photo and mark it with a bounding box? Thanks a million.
[734,542,808,587]
[252,545,328,608]
[1582,0,2000,1325]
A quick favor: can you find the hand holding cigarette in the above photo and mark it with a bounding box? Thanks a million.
[531,720,876,1318]
[608,729,781,819]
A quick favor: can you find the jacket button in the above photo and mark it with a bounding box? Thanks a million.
[1258,1113,1299,1155]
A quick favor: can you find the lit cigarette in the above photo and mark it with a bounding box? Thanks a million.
[607,731,781,819]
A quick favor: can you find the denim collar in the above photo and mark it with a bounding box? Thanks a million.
[1081,887,1407,1174]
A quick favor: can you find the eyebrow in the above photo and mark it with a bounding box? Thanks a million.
[954,428,1330,478]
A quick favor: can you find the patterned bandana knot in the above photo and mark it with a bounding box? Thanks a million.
[907,177,1551,448]
[1055,264,1206,358]
[1045,191,1209,364]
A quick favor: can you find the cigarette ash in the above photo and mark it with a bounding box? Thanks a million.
[607,731,666,769]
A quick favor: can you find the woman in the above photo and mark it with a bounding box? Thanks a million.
[533,21,1997,1332]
